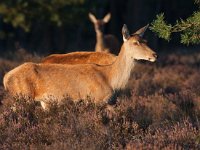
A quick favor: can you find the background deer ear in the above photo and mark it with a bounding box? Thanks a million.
[103,13,111,23]
[88,13,97,23]
[122,24,130,42]
[134,24,149,37]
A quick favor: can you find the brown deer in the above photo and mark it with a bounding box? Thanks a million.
[3,24,157,110]
[41,13,119,65]
[41,51,116,65]
[89,12,120,54]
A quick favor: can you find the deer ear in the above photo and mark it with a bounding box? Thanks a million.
[134,24,149,37]
[103,13,111,23]
[88,13,97,23]
[122,24,130,42]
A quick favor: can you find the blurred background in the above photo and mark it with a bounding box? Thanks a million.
[0,0,198,55]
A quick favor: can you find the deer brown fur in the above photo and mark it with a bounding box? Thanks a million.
[42,51,116,65]
[89,13,120,55]
[3,24,157,110]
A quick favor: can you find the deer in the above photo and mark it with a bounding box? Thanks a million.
[41,13,119,65]
[41,51,116,65]
[89,12,120,55]
[3,24,157,110]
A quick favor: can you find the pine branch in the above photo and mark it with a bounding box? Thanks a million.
[150,13,172,41]
[150,11,200,45]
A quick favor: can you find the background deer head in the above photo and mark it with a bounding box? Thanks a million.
[89,13,111,33]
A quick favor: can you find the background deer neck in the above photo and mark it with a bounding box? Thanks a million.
[107,44,135,90]
[95,30,105,52]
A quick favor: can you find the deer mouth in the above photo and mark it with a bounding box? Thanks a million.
[148,53,157,62]
[148,57,156,62]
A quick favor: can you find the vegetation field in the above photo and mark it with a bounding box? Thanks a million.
[0,48,200,149]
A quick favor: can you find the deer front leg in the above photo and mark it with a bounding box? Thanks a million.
[101,92,118,119]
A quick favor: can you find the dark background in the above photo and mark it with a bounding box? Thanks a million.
[0,0,198,55]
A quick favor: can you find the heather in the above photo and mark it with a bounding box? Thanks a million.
[0,49,200,149]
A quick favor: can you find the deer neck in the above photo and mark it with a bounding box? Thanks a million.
[95,30,105,52]
[106,44,135,90]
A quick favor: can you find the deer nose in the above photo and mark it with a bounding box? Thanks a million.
[153,53,157,58]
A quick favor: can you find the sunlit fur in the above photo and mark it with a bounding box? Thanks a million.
[42,51,116,65]
[3,25,157,110]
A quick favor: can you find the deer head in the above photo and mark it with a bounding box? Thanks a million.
[122,24,157,62]
[89,13,111,32]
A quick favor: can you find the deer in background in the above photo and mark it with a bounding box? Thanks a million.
[89,13,120,55]
[41,51,116,65]
[41,13,120,65]
[3,24,157,110]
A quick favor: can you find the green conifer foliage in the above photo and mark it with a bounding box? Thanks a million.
[150,1,200,45]
[150,11,200,45]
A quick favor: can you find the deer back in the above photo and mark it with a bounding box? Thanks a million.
[42,51,117,65]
